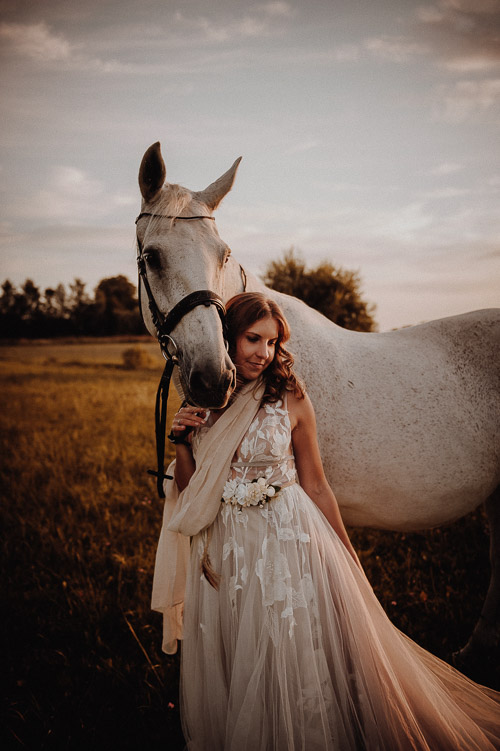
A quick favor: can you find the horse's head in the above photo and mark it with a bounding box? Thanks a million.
[136,142,241,408]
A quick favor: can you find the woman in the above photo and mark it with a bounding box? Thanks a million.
[152,292,500,751]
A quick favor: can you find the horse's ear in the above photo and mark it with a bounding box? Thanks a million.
[139,142,166,202]
[195,157,242,211]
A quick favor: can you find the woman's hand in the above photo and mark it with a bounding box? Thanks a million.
[171,405,207,441]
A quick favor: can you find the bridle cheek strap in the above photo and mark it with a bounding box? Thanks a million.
[139,283,227,498]
[136,216,227,498]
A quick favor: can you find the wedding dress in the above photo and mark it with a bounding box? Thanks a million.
[177,397,500,750]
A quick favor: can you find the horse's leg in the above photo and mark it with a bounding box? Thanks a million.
[453,486,500,687]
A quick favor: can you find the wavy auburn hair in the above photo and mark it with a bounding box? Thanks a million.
[226,292,304,403]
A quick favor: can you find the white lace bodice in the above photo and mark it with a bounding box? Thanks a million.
[193,397,297,490]
[229,398,297,488]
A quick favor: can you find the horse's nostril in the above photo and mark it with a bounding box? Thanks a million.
[189,370,205,395]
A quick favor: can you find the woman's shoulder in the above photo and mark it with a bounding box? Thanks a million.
[285,388,315,430]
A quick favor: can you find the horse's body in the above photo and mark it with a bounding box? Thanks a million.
[257,294,500,531]
[137,142,500,671]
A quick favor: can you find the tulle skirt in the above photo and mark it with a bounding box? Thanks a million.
[180,484,500,750]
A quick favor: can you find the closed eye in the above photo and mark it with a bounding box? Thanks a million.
[246,335,277,346]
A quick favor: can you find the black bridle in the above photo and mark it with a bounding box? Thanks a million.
[135,212,230,497]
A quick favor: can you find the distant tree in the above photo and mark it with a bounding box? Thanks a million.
[41,285,74,336]
[0,274,146,338]
[0,280,20,337]
[263,248,377,332]
[21,279,41,317]
[1,280,15,312]
[67,278,92,335]
[54,283,67,317]
[0,278,46,337]
[43,288,56,316]
[69,278,89,309]
[93,275,143,335]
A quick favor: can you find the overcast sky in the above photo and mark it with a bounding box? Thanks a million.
[1,0,499,330]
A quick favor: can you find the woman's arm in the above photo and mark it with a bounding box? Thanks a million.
[289,392,362,569]
[173,443,196,492]
[170,406,206,492]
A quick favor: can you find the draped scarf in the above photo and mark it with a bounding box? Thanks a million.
[151,378,265,654]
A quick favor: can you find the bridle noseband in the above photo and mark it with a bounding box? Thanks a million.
[135,212,230,497]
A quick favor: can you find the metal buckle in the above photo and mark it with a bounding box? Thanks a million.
[159,334,179,363]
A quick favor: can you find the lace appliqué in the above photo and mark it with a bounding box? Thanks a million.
[218,397,316,641]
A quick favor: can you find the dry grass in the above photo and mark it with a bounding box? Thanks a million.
[1,342,182,750]
[0,341,495,750]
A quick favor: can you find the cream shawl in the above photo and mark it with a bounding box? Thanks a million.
[151,379,265,654]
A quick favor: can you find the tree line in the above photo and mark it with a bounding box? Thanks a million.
[0,276,143,339]
[0,250,376,339]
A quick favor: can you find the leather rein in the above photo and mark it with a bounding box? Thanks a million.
[135,211,237,497]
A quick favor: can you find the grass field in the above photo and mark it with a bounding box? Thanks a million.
[0,340,495,750]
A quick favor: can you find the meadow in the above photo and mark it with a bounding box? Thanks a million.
[0,340,495,750]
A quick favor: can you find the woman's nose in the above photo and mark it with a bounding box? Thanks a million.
[257,342,268,359]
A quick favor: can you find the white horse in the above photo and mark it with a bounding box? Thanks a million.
[136,142,500,671]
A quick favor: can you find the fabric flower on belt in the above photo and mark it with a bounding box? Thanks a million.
[221,477,281,509]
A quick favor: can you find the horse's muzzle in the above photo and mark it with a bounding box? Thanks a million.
[186,366,236,409]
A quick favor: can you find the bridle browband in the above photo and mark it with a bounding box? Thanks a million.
[136,212,216,223]
[135,211,232,497]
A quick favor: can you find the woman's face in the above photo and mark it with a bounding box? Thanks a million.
[234,315,279,381]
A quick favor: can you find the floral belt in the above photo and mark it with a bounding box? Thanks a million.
[221,476,296,509]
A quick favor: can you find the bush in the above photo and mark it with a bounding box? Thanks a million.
[122,346,155,370]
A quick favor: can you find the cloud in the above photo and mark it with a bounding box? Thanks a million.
[32,167,104,222]
[415,3,500,123]
[418,187,470,199]
[0,21,72,62]
[363,35,428,63]
[173,4,293,45]
[479,246,500,260]
[436,78,500,121]
[430,162,464,175]
[258,1,293,17]
[0,17,255,76]
[0,223,137,292]
[333,44,360,62]
[415,1,500,71]
[5,166,134,225]
[0,19,136,74]
[286,139,320,154]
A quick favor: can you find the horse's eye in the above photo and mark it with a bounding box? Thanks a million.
[144,248,160,267]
